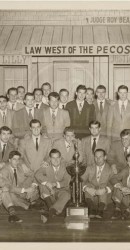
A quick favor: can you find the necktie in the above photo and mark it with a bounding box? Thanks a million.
[12,104,15,110]
[124,147,128,158]
[62,105,65,109]
[14,168,17,186]
[54,168,59,180]
[52,110,56,125]
[36,104,39,109]
[79,103,83,114]
[92,138,96,154]
[2,144,6,159]
[2,111,6,124]
[121,102,125,119]
[36,138,39,151]
[29,109,33,120]
[66,143,71,152]
[100,101,103,115]
[97,166,102,182]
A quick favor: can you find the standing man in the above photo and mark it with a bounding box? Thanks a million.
[41,82,51,105]
[7,87,24,111]
[35,149,71,222]
[59,89,69,109]
[66,85,95,139]
[81,121,110,166]
[86,87,95,105]
[107,85,130,141]
[0,95,14,129]
[17,86,25,105]
[33,88,48,110]
[0,126,15,164]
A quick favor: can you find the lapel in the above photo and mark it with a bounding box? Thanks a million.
[98,163,108,184]
[45,108,53,125]
[124,100,130,119]
[115,101,122,122]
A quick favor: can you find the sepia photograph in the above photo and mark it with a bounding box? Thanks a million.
[0,0,130,246]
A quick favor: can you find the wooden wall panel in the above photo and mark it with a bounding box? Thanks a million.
[0,26,13,52]
[5,26,23,52]
[72,26,82,44]
[82,26,93,44]
[41,26,54,45]
[30,26,44,45]
[93,26,109,44]
[107,26,123,44]
[16,26,34,51]
[62,26,72,44]
[52,26,63,45]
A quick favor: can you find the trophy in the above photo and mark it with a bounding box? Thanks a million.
[65,139,89,230]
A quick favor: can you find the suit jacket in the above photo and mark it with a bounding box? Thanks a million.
[12,107,44,138]
[107,100,130,140]
[82,162,113,189]
[7,101,24,111]
[66,100,96,139]
[0,109,14,129]
[0,141,15,163]
[35,102,48,111]
[94,99,112,137]
[81,135,111,166]
[35,160,71,190]
[107,140,127,172]
[53,138,83,164]
[43,107,70,140]
[110,166,130,187]
[18,135,52,172]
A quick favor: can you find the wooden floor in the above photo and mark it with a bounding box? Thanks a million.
[0,205,130,242]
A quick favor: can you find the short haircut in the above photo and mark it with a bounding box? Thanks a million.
[24,92,34,100]
[9,150,21,160]
[29,119,41,127]
[7,87,18,95]
[49,148,61,158]
[59,89,69,95]
[86,87,94,94]
[0,126,12,134]
[76,85,86,93]
[89,120,101,128]
[63,126,75,135]
[96,85,106,92]
[0,95,8,101]
[126,153,130,161]
[48,92,60,101]
[94,148,106,156]
[17,86,25,91]
[120,129,130,138]
[41,82,51,89]
[33,88,43,95]
[118,85,128,92]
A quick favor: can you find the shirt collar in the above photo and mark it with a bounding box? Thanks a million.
[76,99,84,105]
[97,99,105,104]
[65,140,71,147]
[50,107,58,115]
[0,140,7,147]
[52,165,60,172]
[25,106,34,112]
[0,109,7,115]
[32,134,41,141]
[118,99,128,105]
[91,135,100,141]
[96,163,105,170]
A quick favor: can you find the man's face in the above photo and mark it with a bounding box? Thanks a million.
[8,90,17,103]
[121,135,130,148]
[94,151,106,166]
[9,155,20,169]
[0,130,11,143]
[89,124,101,137]
[17,88,25,100]
[96,88,106,101]
[64,131,75,144]
[60,91,69,104]
[34,90,43,103]
[49,96,59,109]
[30,122,41,136]
[76,89,86,102]
[50,153,61,168]
[24,96,34,108]
[42,85,51,97]
[0,98,7,111]
[118,89,128,102]
[86,90,94,104]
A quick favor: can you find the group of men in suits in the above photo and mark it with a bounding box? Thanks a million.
[0,82,130,223]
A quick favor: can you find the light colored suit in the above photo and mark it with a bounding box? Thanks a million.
[43,107,70,141]
[18,135,52,173]
[0,109,14,129]
[7,101,24,111]
[81,135,111,166]
[107,100,130,140]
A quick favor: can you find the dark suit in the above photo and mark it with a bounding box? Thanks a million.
[66,100,96,139]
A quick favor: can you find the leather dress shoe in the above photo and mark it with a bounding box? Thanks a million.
[8,215,23,223]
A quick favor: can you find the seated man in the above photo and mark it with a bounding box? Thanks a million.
[0,150,38,223]
[35,149,71,223]
[111,153,130,220]
[82,149,113,219]
[53,127,83,165]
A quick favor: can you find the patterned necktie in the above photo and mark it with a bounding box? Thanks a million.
[29,109,33,120]
[121,102,125,119]
[36,104,39,109]
[52,110,56,125]
[36,138,39,151]
[97,166,102,182]
[2,144,6,159]
[2,111,6,124]
[100,101,103,115]
[54,167,59,180]
[79,103,83,114]
[92,138,96,154]
[66,143,71,152]
[14,168,17,186]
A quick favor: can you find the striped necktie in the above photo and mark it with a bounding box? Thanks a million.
[97,166,102,182]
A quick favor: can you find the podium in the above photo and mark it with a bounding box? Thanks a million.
[65,140,89,230]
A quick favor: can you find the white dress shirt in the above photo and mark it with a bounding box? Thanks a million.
[25,107,34,118]
[34,102,42,109]
[76,100,84,111]
[97,99,105,110]
[50,108,58,117]
[7,101,17,110]
[32,135,41,146]
[65,140,71,152]
[91,135,99,148]
[118,99,128,114]
[0,140,7,150]
[42,96,49,105]
[59,102,67,109]
[0,109,7,118]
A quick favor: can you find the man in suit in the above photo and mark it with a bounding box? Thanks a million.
[43,92,70,142]
[94,85,112,137]
[53,126,82,165]
[86,87,94,105]
[35,149,71,223]
[33,88,48,110]
[81,121,111,166]
[17,86,25,105]
[66,85,96,139]
[82,149,113,218]
[107,85,130,141]
[107,129,130,174]
[18,119,52,173]
[7,87,24,111]
[0,150,38,223]
[111,154,130,220]
[12,92,44,139]
[59,89,69,109]
[0,95,14,129]
[41,82,51,106]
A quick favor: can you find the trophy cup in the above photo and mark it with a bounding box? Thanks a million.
[65,139,89,230]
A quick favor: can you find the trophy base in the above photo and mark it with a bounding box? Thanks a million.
[65,207,89,230]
